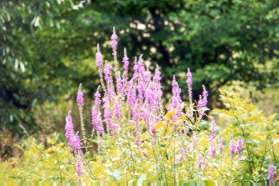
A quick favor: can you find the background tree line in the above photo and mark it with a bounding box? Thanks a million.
[1,0,278,135]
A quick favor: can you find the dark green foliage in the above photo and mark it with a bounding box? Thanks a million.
[1,0,278,134]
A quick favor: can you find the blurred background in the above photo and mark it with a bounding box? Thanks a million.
[0,0,278,151]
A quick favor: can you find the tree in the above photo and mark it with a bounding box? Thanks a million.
[1,0,278,134]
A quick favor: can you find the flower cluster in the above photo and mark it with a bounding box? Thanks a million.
[64,28,277,181]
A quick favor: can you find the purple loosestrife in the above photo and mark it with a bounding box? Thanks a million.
[103,94,118,134]
[186,68,193,103]
[76,84,85,107]
[137,81,145,101]
[236,139,244,153]
[103,95,112,123]
[76,158,83,177]
[197,153,206,169]
[116,75,123,95]
[94,89,101,106]
[91,105,104,135]
[76,84,86,143]
[111,27,118,60]
[168,76,183,121]
[268,164,276,180]
[65,111,81,152]
[218,138,224,154]
[209,120,217,141]
[197,85,208,119]
[230,140,237,156]
[209,143,216,157]
[104,64,115,98]
[114,98,121,119]
[122,48,129,75]
[104,64,113,83]
[95,44,106,92]
[208,120,217,157]
[127,80,137,107]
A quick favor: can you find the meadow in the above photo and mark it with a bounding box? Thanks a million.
[0,30,278,185]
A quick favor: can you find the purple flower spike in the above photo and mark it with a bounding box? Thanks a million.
[209,143,216,157]
[116,75,123,95]
[94,89,101,106]
[91,106,104,135]
[268,164,276,180]
[230,141,237,156]
[236,139,244,153]
[96,44,103,69]
[168,76,182,121]
[186,68,192,101]
[65,111,81,152]
[122,48,129,74]
[103,95,112,122]
[114,98,121,119]
[111,27,118,58]
[197,85,208,118]
[76,84,85,107]
[209,119,217,141]
[76,158,83,177]
[104,64,112,83]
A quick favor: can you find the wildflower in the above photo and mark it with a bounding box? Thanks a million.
[186,68,192,102]
[137,81,145,101]
[76,84,84,107]
[65,111,81,152]
[197,85,208,118]
[236,139,244,153]
[114,98,121,119]
[103,95,112,122]
[104,64,115,98]
[111,27,118,58]
[91,105,104,135]
[76,158,83,177]
[209,119,217,141]
[197,153,206,169]
[108,121,118,134]
[122,48,129,74]
[127,80,136,106]
[104,64,113,83]
[218,138,224,154]
[116,75,123,95]
[168,76,182,121]
[95,44,103,69]
[153,66,163,105]
[94,89,101,106]
[209,143,216,157]
[268,163,276,180]
[230,141,237,155]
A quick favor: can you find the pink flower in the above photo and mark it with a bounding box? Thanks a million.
[64,111,81,152]
[76,84,85,107]
[186,68,192,101]
[230,140,237,156]
[268,163,276,180]
[168,76,182,121]
[111,27,118,58]
[236,139,244,153]
[75,158,83,177]
[122,48,129,74]
[209,143,216,157]
[91,105,104,135]
[197,85,208,118]
[114,98,121,119]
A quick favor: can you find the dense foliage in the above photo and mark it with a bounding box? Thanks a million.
[1,32,278,183]
[1,0,278,134]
